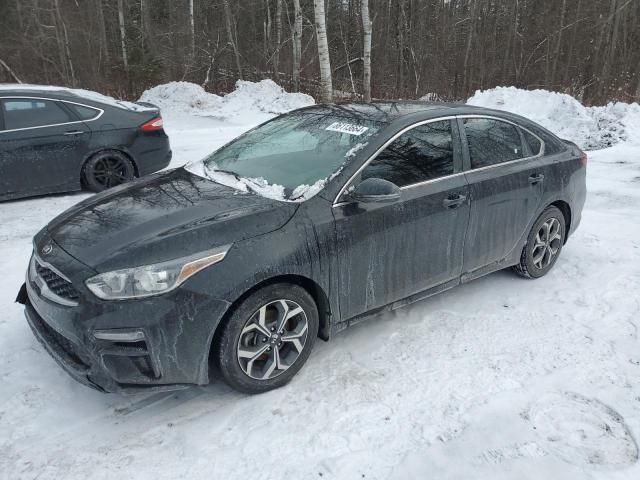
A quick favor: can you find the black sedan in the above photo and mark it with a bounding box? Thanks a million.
[17,102,587,394]
[0,85,171,201]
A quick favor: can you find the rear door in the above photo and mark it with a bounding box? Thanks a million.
[334,119,470,320]
[459,116,545,278]
[0,97,92,197]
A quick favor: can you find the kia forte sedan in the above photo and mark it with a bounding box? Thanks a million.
[0,85,172,201]
[16,102,586,394]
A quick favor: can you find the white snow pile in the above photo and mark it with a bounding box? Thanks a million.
[468,86,640,150]
[138,81,221,114]
[0,83,156,112]
[139,79,314,119]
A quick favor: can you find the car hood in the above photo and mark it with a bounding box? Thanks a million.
[47,168,298,272]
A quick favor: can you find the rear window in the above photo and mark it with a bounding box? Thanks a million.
[2,99,73,129]
[67,103,101,120]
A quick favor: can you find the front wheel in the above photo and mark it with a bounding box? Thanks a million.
[215,283,319,394]
[513,206,566,279]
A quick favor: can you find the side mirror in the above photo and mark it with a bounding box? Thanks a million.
[349,178,401,204]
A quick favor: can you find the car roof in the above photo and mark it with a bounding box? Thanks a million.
[0,84,156,113]
[296,101,526,125]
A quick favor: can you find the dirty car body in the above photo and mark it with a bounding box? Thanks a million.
[16,102,587,393]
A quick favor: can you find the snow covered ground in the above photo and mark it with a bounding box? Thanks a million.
[1,85,640,479]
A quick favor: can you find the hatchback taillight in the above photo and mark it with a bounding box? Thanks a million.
[140,116,164,132]
[579,150,588,167]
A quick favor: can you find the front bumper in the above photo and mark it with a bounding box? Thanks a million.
[19,241,231,394]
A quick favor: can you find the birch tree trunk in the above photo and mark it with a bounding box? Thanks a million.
[117,0,129,72]
[313,0,333,102]
[222,0,243,80]
[292,0,302,91]
[189,0,195,59]
[273,0,282,80]
[361,0,372,102]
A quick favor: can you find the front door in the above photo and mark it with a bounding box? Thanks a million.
[333,119,470,321]
[0,98,91,198]
[459,117,545,277]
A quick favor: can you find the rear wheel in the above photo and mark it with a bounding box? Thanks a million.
[513,206,566,279]
[83,150,135,192]
[215,283,319,394]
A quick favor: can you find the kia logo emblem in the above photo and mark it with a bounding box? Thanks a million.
[41,244,53,255]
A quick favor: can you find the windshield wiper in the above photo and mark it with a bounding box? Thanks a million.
[205,167,257,194]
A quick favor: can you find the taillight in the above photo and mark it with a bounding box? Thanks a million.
[579,150,588,167]
[140,116,163,132]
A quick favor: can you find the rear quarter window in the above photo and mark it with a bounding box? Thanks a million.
[522,129,542,156]
[66,103,101,121]
[525,124,567,155]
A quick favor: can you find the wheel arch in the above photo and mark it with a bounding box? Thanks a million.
[548,200,572,244]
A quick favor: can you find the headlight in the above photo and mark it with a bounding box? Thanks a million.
[85,245,230,300]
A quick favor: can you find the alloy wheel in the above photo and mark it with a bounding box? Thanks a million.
[236,299,309,380]
[531,217,563,269]
[92,156,131,188]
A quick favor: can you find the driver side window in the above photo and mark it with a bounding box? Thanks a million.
[360,120,455,188]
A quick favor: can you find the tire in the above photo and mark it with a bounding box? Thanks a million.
[83,150,136,192]
[513,206,566,279]
[215,283,319,394]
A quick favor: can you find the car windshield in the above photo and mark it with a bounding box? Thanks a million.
[198,111,385,201]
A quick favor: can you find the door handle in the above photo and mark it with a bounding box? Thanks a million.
[443,194,467,209]
[64,130,85,136]
[528,173,545,185]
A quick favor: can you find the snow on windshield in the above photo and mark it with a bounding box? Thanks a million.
[186,112,381,202]
[0,84,156,112]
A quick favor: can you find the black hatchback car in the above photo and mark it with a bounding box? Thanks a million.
[17,102,586,394]
[0,85,171,201]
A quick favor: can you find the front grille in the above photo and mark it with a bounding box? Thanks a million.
[34,259,80,302]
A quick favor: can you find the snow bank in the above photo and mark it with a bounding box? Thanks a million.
[139,79,314,119]
[467,86,640,150]
[138,81,220,114]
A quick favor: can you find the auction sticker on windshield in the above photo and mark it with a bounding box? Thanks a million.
[326,122,369,136]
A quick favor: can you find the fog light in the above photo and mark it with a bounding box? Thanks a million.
[93,330,145,342]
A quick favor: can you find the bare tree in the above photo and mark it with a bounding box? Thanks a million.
[361,0,372,102]
[222,0,243,80]
[314,0,333,102]
[292,0,302,91]
[117,0,128,72]
[189,0,195,59]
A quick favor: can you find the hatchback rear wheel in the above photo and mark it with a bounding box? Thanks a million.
[215,283,319,394]
[513,206,566,279]
[83,150,135,192]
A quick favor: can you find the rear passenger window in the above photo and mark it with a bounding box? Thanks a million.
[67,103,100,121]
[361,120,454,188]
[522,130,542,156]
[464,119,523,169]
[2,99,73,130]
